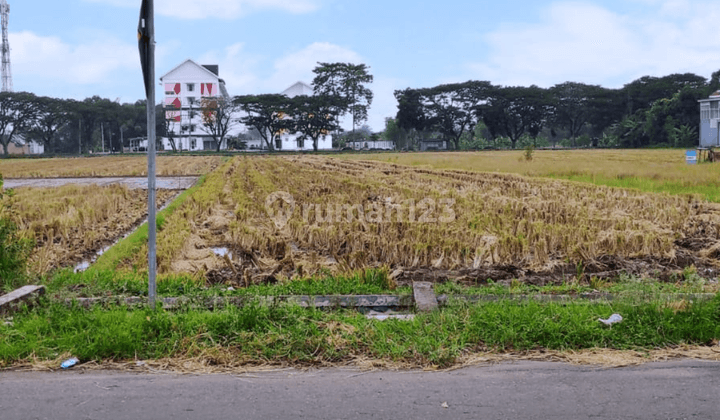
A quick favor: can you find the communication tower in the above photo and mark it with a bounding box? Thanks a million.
[1,0,11,92]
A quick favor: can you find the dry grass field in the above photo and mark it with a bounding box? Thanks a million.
[121,155,720,287]
[341,150,720,201]
[0,155,222,178]
[1,185,177,274]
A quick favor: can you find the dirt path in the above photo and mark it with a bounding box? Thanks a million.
[3,176,199,190]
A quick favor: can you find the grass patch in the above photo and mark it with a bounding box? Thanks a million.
[434,273,718,297]
[2,294,719,368]
[42,267,407,299]
[92,174,207,272]
[547,173,720,203]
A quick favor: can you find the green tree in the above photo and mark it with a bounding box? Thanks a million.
[382,118,402,149]
[28,96,71,154]
[312,62,373,134]
[0,92,39,156]
[235,94,293,151]
[549,82,598,147]
[482,85,550,149]
[290,94,342,151]
[418,81,493,150]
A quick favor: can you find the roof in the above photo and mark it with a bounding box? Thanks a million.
[159,59,221,81]
[202,65,219,76]
[282,81,314,98]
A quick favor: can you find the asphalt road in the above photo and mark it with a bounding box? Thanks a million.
[2,360,719,420]
[2,176,199,190]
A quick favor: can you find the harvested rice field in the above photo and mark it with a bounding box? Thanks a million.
[0,155,222,178]
[118,155,720,288]
[1,184,178,275]
[341,149,720,202]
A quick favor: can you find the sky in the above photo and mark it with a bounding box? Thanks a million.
[8,0,720,131]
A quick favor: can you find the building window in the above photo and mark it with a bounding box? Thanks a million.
[187,83,195,92]
[189,124,196,133]
[701,103,710,121]
[187,96,196,106]
[191,139,197,149]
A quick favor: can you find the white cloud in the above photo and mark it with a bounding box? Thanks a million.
[196,42,393,130]
[266,42,363,91]
[469,1,720,88]
[10,30,138,86]
[201,42,363,94]
[84,0,319,20]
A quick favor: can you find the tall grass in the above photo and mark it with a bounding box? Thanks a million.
[2,295,719,368]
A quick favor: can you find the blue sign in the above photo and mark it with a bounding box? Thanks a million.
[686,150,697,165]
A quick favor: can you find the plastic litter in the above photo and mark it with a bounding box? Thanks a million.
[61,357,79,369]
[598,314,623,326]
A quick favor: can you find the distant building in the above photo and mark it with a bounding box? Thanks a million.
[699,91,720,148]
[6,135,44,155]
[159,59,234,151]
[418,139,447,151]
[346,139,395,150]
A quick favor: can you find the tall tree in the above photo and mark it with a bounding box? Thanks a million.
[0,92,39,156]
[312,62,373,134]
[291,94,342,151]
[418,81,492,150]
[394,88,429,150]
[29,96,71,154]
[235,94,293,151]
[549,82,598,146]
[623,73,707,115]
[482,85,550,149]
[199,96,240,152]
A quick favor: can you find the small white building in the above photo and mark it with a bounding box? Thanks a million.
[347,140,395,150]
[160,59,236,151]
[6,135,44,155]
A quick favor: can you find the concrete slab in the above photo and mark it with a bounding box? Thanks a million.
[0,285,46,314]
[3,177,199,190]
[413,281,438,312]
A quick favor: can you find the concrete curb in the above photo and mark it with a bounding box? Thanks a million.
[63,294,416,311]
[0,286,46,314]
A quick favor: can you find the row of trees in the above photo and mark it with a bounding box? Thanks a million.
[0,62,374,155]
[0,92,152,156]
[391,72,719,150]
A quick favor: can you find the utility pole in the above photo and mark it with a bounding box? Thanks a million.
[138,0,157,308]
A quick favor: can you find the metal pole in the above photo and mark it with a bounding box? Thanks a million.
[146,0,157,309]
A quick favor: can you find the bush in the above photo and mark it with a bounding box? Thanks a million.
[0,175,33,290]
